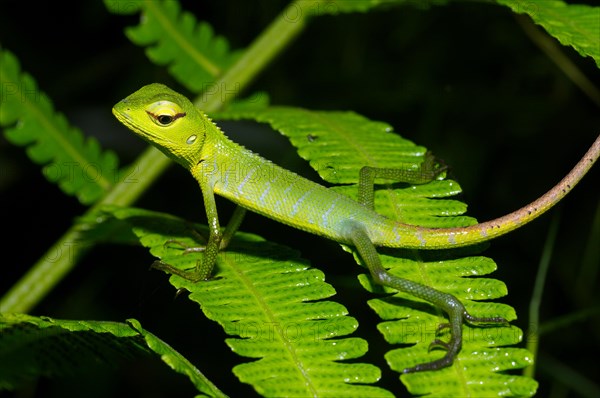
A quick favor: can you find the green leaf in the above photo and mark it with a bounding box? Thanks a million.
[496,0,600,67]
[104,206,394,398]
[213,107,538,396]
[0,313,225,397]
[105,0,241,92]
[126,319,227,398]
[0,48,120,205]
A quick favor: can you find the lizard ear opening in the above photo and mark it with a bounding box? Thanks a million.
[186,135,197,145]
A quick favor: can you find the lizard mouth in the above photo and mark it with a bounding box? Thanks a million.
[112,106,142,135]
[113,107,150,139]
[112,105,178,148]
[111,106,133,127]
[112,106,151,136]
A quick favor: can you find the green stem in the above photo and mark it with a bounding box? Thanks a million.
[0,149,168,313]
[537,354,600,398]
[524,212,560,378]
[0,1,307,313]
[537,306,600,336]
[574,201,600,304]
[194,0,306,109]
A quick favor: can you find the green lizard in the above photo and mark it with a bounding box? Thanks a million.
[113,83,600,373]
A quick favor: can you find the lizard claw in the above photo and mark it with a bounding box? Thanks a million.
[402,298,509,373]
[428,339,450,352]
[436,322,451,332]
[163,222,209,253]
[163,238,205,252]
[151,260,205,282]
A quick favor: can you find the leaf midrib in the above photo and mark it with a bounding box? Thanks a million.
[21,90,113,193]
[144,0,221,77]
[222,253,318,397]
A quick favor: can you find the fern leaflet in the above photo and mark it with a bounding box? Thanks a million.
[104,0,241,92]
[0,48,119,205]
[496,0,600,67]
[0,313,225,397]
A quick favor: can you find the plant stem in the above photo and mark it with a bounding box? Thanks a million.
[574,201,600,304]
[194,0,306,109]
[0,1,307,313]
[0,148,168,313]
[524,211,560,378]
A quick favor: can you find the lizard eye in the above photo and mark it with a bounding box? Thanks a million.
[147,101,186,127]
[157,114,174,126]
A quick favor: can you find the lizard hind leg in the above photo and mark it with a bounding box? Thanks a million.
[163,226,208,254]
[342,220,507,373]
[357,151,447,210]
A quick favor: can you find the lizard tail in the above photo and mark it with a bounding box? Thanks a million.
[375,134,600,249]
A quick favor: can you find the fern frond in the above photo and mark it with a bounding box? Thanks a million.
[496,0,600,66]
[0,49,120,205]
[104,206,393,398]
[214,107,430,183]
[213,107,538,395]
[0,314,225,397]
[104,0,241,92]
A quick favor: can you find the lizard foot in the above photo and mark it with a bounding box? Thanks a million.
[151,260,210,282]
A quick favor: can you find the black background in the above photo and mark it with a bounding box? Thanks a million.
[1,1,599,397]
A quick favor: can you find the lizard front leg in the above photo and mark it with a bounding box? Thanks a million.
[154,181,236,282]
[165,205,247,253]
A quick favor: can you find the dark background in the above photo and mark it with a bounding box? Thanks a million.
[1,1,599,397]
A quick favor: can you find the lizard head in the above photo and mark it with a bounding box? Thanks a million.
[112,83,207,169]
